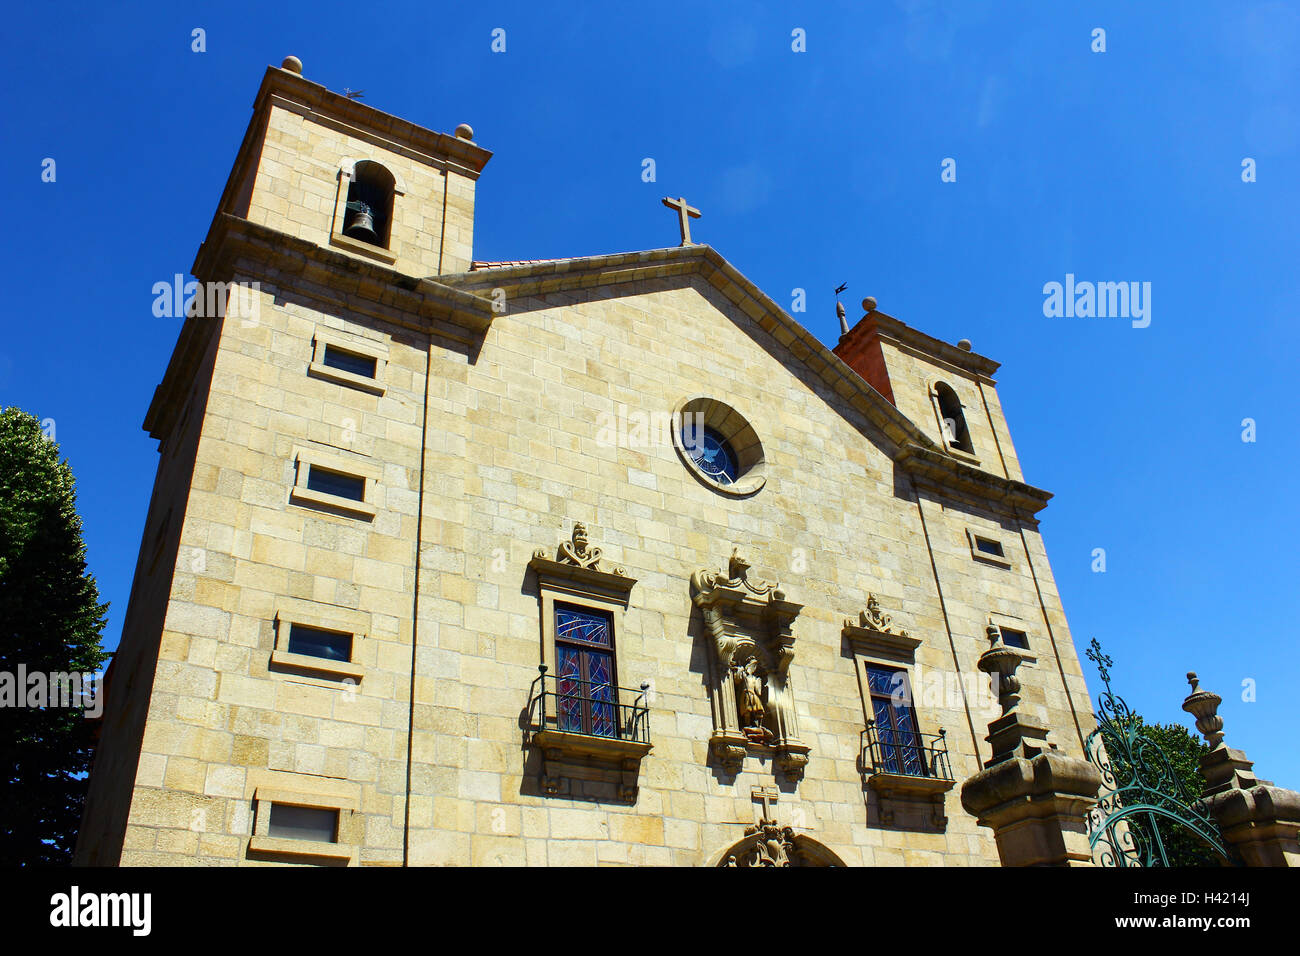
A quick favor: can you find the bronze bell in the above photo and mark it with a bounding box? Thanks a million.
[343,200,379,244]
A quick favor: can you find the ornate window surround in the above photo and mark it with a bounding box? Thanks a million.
[690,549,809,781]
[526,523,649,801]
[843,595,954,828]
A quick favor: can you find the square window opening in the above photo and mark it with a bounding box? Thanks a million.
[321,344,378,379]
[287,623,353,662]
[306,466,366,502]
[999,627,1030,650]
[267,804,338,843]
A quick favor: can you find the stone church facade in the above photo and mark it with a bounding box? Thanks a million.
[76,58,1097,866]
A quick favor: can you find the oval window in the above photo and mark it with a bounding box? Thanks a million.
[671,396,766,496]
[683,426,739,485]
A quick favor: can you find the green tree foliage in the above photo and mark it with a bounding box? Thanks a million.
[1107,716,1222,867]
[0,408,108,865]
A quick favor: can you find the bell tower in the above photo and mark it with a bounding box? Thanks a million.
[213,55,490,277]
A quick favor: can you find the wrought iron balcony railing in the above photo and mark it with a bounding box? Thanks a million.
[862,721,953,781]
[528,667,650,745]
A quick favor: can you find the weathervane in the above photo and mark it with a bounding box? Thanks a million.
[834,282,849,335]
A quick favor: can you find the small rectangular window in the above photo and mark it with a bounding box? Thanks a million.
[321,344,378,379]
[287,623,353,662]
[999,627,1030,650]
[268,804,338,843]
[974,536,1005,558]
[306,466,365,502]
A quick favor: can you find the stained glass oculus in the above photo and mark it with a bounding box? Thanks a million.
[682,425,739,485]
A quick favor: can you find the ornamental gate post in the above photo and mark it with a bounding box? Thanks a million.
[960,624,1102,866]
[1182,673,1300,867]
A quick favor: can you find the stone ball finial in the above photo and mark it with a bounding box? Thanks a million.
[454,123,475,141]
[957,338,972,351]
[281,55,303,74]
[862,296,877,313]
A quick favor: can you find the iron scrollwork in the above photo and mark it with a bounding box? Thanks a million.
[1083,638,1232,867]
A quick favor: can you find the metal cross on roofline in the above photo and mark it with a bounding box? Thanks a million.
[661,196,701,246]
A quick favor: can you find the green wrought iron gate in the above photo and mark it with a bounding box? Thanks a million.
[1083,639,1233,867]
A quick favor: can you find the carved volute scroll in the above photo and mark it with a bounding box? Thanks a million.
[690,548,809,780]
[535,521,628,578]
[842,593,922,663]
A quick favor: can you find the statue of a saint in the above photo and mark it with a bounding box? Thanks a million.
[733,658,772,742]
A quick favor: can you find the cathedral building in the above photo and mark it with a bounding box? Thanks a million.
[76,57,1096,866]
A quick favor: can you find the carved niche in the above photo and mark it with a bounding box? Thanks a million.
[690,549,809,780]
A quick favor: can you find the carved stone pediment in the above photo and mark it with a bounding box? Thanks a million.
[842,594,921,663]
[530,523,636,602]
[691,548,809,781]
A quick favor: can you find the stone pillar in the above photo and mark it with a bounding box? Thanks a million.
[1182,673,1300,867]
[960,624,1101,866]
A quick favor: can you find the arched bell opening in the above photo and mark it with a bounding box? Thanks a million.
[933,381,974,454]
[343,160,396,248]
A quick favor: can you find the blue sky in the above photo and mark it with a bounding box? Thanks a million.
[4,2,1297,788]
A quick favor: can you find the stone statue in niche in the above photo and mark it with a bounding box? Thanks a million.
[690,548,809,779]
[732,657,775,744]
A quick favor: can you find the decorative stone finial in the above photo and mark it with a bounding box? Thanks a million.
[957,338,972,351]
[557,522,603,570]
[836,300,848,335]
[862,296,877,314]
[727,548,751,581]
[454,123,474,141]
[281,55,302,74]
[1181,671,1225,749]
[849,594,909,637]
[978,622,1023,716]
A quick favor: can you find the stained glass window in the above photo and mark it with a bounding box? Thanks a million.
[866,664,926,777]
[555,605,617,738]
[682,425,739,485]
